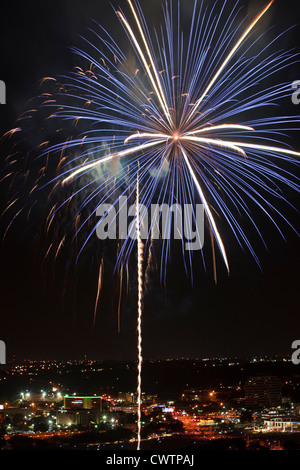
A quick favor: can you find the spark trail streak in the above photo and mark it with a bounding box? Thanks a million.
[62,140,166,185]
[136,172,143,451]
[93,258,103,329]
[116,10,171,126]
[180,145,230,272]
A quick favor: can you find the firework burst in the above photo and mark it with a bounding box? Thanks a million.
[7,0,297,277]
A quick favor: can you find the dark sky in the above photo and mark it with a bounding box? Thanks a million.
[0,0,299,361]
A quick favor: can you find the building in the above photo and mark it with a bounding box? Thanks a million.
[118,392,157,405]
[181,389,217,403]
[20,391,63,403]
[264,417,300,432]
[245,375,282,408]
[56,409,103,427]
[118,392,136,404]
[254,417,300,432]
[111,405,138,413]
[0,407,32,419]
[63,395,102,411]
[142,393,158,405]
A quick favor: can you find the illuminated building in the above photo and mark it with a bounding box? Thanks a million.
[118,392,157,405]
[253,417,300,432]
[118,392,136,404]
[0,408,31,419]
[263,417,300,432]
[245,375,282,408]
[56,409,102,426]
[181,389,217,403]
[64,395,102,411]
[111,405,138,413]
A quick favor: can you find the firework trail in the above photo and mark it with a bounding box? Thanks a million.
[117,264,123,333]
[93,258,104,329]
[136,171,144,450]
[145,234,154,292]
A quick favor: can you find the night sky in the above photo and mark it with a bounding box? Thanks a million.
[0,0,299,361]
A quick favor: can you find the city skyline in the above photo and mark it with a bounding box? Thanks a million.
[1,356,300,451]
